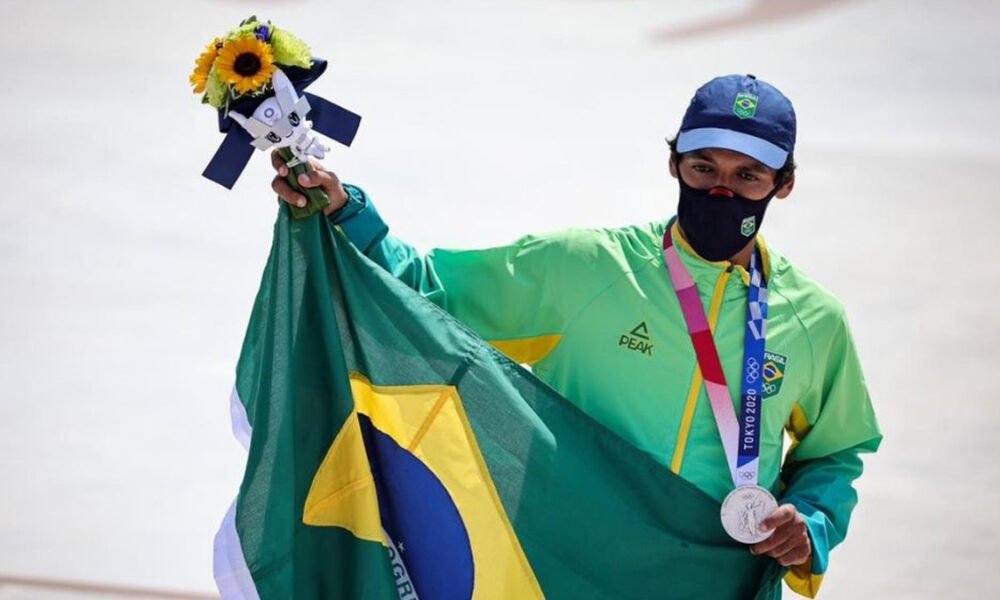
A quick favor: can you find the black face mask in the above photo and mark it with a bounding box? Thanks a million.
[675,168,782,262]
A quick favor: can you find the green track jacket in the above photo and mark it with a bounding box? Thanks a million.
[330,184,882,597]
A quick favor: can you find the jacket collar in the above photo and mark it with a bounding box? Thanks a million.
[668,219,773,287]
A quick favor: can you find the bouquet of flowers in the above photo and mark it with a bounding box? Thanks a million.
[190,16,361,218]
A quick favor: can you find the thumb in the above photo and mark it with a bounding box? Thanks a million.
[759,505,795,531]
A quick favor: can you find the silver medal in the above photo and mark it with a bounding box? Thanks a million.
[720,485,778,544]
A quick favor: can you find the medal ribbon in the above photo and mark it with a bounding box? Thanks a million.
[662,226,768,488]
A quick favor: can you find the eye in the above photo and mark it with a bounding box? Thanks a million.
[690,163,713,173]
[254,100,283,126]
[738,171,760,182]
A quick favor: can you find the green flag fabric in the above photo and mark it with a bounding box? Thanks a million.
[213,208,784,599]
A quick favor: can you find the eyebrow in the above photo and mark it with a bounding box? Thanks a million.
[686,150,774,175]
[688,150,713,162]
[739,163,770,175]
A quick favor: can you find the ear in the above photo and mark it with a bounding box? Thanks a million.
[775,172,795,199]
[668,155,678,179]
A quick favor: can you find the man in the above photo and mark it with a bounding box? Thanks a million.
[267,74,881,597]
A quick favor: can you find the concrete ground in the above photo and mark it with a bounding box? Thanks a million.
[2,0,998,597]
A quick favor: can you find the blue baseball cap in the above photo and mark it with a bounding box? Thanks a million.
[675,74,796,170]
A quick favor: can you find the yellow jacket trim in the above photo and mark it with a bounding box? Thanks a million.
[490,334,563,366]
[784,565,824,598]
[670,222,773,284]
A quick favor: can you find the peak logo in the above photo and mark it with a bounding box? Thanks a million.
[619,322,654,356]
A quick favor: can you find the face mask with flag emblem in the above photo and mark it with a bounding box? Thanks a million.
[675,169,780,262]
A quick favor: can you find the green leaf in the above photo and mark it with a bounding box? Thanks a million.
[225,18,263,41]
[205,67,228,108]
[270,26,312,69]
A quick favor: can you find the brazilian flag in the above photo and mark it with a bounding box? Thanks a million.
[212,209,784,599]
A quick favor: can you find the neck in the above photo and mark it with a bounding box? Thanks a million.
[728,238,755,269]
[675,221,757,269]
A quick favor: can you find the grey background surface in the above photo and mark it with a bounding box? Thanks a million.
[1,0,998,597]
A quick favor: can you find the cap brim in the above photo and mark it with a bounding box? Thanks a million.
[676,127,788,170]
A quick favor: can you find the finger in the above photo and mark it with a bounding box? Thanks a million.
[762,529,807,560]
[773,537,812,567]
[302,159,341,189]
[775,547,811,568]
[297,167,341,192]
[759,505,797,532]
[750,525,794,555]
[271,176,307,208]
[307,157,331,174]
[270,150,288,177]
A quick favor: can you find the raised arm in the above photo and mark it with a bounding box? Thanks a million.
[267,152,615,366]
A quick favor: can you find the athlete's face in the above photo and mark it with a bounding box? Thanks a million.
[669,148,795,201]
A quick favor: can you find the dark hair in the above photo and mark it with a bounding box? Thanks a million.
[666,136,797,183]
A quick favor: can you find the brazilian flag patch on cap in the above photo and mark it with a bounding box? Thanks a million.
[733,92,759,119]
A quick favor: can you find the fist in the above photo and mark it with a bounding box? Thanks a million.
[270,150,349,216]
[750,504,811,567]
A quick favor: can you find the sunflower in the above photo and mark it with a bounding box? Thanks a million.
[189,38,221,94]
[215,35,276,95]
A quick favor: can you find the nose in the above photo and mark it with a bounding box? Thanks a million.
[708,186,735,198]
